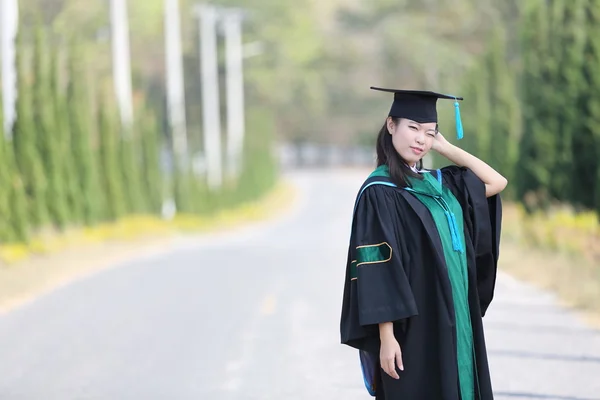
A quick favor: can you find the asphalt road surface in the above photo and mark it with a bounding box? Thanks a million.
[0,169,599,400]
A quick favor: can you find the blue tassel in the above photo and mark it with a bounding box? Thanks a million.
[454,99,463,140]
[450,213,464,253]
[443,210,463,253]
[444,211,459,252]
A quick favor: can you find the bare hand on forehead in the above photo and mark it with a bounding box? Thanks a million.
[432,131,450,153]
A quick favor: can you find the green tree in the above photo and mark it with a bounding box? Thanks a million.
[33,24,68,228]
[67,40,103,225]
[51,43,81,225]
[0,101,29,242]
[517,0,557,210]
[138,104,164,214]
[580,0,600,214]
[97,90,126,221]
[0,104,14,241]
[549,1,586,202]
[13,30,49,229]
[119,129,145,214]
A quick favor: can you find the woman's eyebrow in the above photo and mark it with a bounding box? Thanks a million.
[408,120,435,132]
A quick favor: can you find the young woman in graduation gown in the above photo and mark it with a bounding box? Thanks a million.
[340,88,507,400]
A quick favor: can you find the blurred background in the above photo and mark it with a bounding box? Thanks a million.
[1,0,600,397]
[1,0,598,301]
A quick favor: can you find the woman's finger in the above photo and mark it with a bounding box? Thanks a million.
[388,359,399,379]
[381,358,391,378]
[396,350,404,372]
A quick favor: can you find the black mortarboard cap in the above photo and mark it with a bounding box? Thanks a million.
[370,87,465,139]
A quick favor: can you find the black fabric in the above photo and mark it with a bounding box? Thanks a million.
[370,87,463,123]
[340,166,502,400]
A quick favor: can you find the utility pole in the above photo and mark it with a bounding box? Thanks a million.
[196,4,222,190]
[110,0,134,130]
[165,0,188,164]
[223,10,245,180]
[1,0,19,139]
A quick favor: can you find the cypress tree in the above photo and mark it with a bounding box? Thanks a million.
[0,104,17,241]
[581,1,600,215]
[139,104,164,214]
[517,0,557,211]
[172,158,193,214]
[568,0,598,210]
[236,106,278,203]
[97,89,126,221]
[0,101,13,241]
[550,1,586,202]
[51,44,81,225]
[13,30,49,229]
[119,128,145,214]
[67,41,103,225]
[6,163,30,243]
[33,24,68,229]
[1,39,30,243]
[0,106,29,243]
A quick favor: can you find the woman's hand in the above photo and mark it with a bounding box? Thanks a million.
[432,131,450,153]
[380,334,404,379]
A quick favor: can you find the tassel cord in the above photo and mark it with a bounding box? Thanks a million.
[454,99,464,140]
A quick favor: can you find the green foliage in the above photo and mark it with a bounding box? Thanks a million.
[13,30,49,229]
[514,0,600,214]
[0,138,30,243]
[169,140,197,215]
[582,2,600,217]
[0,103,29,242]
[550,0,584,202]
[0,104,13,241]
[51,45,81,225]
[119,131,145,214]
[67,40,103,226]
[0,77,30,244]
[6,171,30,243]
[97,91,126,221]
[516,0,556,209]
[33,25,69,229]
[138,105,164,214]
[236,106,278,202]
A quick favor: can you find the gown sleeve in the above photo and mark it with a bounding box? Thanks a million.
[340,184,418,352]
[441,165,503,317]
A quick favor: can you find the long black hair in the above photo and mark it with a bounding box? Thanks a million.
[375,117,423,188]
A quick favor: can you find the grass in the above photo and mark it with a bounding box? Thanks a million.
[500,202,600,326]
[502,202,599,263]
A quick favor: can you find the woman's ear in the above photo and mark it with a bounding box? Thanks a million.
[387,117,395,135]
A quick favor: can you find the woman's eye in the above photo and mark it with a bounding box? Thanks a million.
[427,132,436,137]
[409,126,418,131]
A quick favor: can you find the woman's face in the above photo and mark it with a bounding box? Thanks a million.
[387,117,437,166]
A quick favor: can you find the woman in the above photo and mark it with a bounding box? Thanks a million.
[340,87,507,400]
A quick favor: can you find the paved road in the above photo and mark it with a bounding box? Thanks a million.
[0,170,598,400]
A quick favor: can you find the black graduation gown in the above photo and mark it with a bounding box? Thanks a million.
[340,165,502,400]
